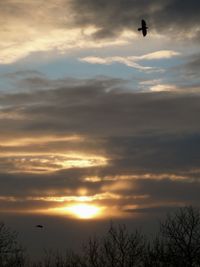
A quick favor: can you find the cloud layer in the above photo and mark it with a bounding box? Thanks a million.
[0,0,199,63]
[1,75,200,216]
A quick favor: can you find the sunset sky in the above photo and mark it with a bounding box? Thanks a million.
[1,0,200,257]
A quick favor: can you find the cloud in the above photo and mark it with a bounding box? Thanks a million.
[79,50,180,70]
[0,0,135,64]
[139,50,180,60]
[179,53,200,78]
[0,0,198,64]
[0,76,200,138]
[70,0,200,40]
[150,84,178,92]
[0,28,130,64]
[0,76,200,215]
[79,56,152,70]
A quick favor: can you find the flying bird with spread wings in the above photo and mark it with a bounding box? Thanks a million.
[138,19,148,37]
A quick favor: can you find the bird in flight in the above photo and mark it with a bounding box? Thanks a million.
[138,19,148,37]
[35,225,44,229]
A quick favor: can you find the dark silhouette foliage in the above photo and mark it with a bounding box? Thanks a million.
[160,206,200,267]
[0,222,25,267]
[144,206,200,267]
[80,223,146,267]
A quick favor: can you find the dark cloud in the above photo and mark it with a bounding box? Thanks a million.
[1,77,200,138]
[135,178,200,203]
[70,0,200,40]
[125,205,182,214]
[105,134,200,173]
[0,167,103,197]
[181,53,200,78]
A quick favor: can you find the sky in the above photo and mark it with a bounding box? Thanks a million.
[1,0,200,259]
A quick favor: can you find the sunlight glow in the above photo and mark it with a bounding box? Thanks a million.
[68,204,101,219]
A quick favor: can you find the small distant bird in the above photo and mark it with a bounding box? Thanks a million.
[138,19,148,37]
[35,225,44,229]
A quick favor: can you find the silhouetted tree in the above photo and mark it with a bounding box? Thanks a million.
[160,206,200,267]
[144,236,172,267]
[37,249,82,267]
[144,206,200,267]
[81,223,146,267]
[0,222,25,267]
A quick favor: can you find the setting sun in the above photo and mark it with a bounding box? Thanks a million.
[68,204,101,219]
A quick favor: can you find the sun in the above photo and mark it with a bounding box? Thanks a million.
[68,204,101,219]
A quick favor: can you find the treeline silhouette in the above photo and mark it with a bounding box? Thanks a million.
[1,206,200,267]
